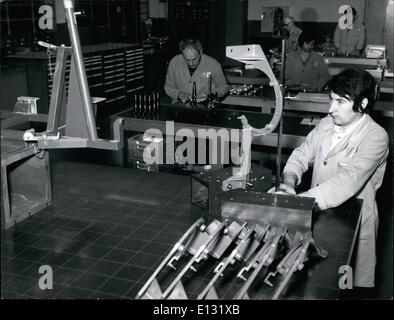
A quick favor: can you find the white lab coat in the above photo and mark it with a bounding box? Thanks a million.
[283,114,389,287]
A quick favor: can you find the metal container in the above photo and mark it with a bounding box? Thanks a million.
[127,133,163,173]
[1,140,51,229]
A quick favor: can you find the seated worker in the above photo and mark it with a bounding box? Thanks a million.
[285,30,330,91]
[278,69,389,289]
[283,16,303,54]
[334,6,365,56]
[164,39,229,104]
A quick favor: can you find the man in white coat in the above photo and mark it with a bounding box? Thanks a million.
[279,69,389,289]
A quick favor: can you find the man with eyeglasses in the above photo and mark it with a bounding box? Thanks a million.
[283,16,302,54]
[164,39,229,104]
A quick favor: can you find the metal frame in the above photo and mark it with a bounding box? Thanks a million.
[16,0,119,152]
[225,45,283,136]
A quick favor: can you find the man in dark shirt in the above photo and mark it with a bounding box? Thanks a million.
[285,31,330,91]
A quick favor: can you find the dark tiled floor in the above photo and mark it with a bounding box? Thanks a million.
[1,161,197,299]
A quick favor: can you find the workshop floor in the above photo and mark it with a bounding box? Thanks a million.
[1,160,391,299]
[1,161,205,299]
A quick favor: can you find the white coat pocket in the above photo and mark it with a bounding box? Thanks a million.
[337,157,353,174]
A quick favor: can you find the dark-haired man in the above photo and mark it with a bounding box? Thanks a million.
[164,39,229,103]
[278,69,389,288]
[285,31,330,91]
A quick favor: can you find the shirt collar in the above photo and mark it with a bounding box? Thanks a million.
[333,114,366,135]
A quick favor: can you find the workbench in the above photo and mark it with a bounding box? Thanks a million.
[222,94,393,118]
[379,76,394,94]
[110,103,316,167]
[323,56,386,81]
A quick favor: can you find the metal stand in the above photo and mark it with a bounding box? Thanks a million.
[20,0,119,151]
[276,38,287,190]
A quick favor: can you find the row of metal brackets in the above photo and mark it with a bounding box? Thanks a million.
[136,218,328,300]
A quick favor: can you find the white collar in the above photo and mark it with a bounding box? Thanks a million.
[333,114,366,135]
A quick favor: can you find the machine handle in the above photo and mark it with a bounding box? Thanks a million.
[38,41,57,50]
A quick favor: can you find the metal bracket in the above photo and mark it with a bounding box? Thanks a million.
[23,129,60,142]
[14,96,39,114]
[226,45,283,137]
[223,45,283,191]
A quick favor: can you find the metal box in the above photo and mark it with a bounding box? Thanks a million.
[127,133,164,173]
[1,140,51,229]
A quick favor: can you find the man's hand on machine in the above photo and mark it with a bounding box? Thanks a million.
[177,92,191,103]
[267,183,296,195]
[267,172,297,195]
[198,92,217,102]
[206,92,219,101]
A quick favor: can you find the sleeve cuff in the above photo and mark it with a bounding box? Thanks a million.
[307,186,327,211]
[283,164,303,186]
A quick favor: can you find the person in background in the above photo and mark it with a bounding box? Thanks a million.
[164,39,229,104]
[283,16,303,54]
[278,69,389,290]
[334,6,365,56]
[285,30,330,91]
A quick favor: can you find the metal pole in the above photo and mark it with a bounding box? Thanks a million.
[31,0,36,34]
[6,1,11,36]
[63,0,98,140]
[275,39,286,191]
[363,0,368,25]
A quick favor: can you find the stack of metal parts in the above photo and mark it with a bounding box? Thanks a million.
[135,217,327,300]
[131,92,160,119]
[229,84,265,97]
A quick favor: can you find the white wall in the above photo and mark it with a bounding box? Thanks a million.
[248,0,366,22]
[148,0,168,18]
